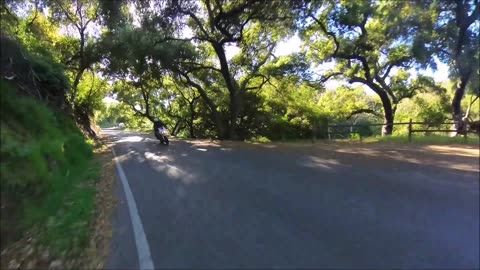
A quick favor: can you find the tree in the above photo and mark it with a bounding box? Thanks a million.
[171,81,201,138]
[298,0,439,135]
[430,0,479,133]
[48,0,102,104]
[316,86,381,122]
[151,0,296,138]
[104,25,196,127]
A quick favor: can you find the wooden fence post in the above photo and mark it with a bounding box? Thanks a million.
[408,118,412,142]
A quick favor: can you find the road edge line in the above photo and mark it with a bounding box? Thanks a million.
[112,147,155,270]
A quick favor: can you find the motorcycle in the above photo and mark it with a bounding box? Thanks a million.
[155,127,169,145]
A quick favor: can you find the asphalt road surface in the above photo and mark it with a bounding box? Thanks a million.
[104,129,479,269]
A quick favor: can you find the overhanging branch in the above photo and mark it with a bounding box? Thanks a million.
[346,109,382,120]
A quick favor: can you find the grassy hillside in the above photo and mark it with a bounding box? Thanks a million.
[0,80,99,254]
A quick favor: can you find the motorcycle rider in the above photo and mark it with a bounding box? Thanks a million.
[153,118,166,140]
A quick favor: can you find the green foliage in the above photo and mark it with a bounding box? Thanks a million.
[246,136,272,144]
[1,34,70,104]
[4,0,475,143]
[0,81,96,252]
[395,92,450,135]
[317,87,381,121]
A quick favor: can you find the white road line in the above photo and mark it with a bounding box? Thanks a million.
[112,147,155,270]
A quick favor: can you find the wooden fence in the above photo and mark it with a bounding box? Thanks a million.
[327,119,479,142]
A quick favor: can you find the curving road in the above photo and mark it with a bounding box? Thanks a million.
[104,129,479,269]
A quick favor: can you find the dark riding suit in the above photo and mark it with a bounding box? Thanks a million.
[153,120,166,140]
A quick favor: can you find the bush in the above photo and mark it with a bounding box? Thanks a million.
[247,136,271,143]
[264,115,312,140]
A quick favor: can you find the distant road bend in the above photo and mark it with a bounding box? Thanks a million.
[104,129,479,269]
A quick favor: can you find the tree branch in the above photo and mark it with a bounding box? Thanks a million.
[346,109,382,120]
[381,56,411,80]
[26,0,39,28]
[125,100,146,117]
[181,9,210,40]
[349,76,383,95]
[374,75,397,103]
[86,70,96,101]
[312,9,373,81]
[54,0,81,31]
[239,43,275,91]
[243,72,273,91]
[172,68,218,113]
[319,72,343,83]
[180,61,222,73]
[154,36,209,46]
[309,14,339,56]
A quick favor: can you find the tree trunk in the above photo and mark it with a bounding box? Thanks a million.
[451,73,471,135]
[188,122,195,138]
[349,77,395,136]
[188,116,195,138]
[175,124,186,136]
[176,71,226,139]
[71,29,86,104]
[378,91,394,135]
[212,110,226,139]
[212,42,240,139]
[172,120,181,136]
[189,100,196,138]
[146,115,155,123]
[228,93,239,139]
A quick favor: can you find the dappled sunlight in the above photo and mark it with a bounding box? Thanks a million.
[113,149,148,164]
[301,156,341,170]
[424,145,480,158]
[387,153,479,172]
[220,147,232,151]
[435,161,479,172]
[187,140,222,148]
[328,144,479,173]
[196,148,208,152]
[387,155,422,164]
[116,136,144,143]
[260,144,278,149]
[145,152,173,162]
[133,152,146,163]
[334,147,381,157]
[144,151,197,184]
[114,150,136,163]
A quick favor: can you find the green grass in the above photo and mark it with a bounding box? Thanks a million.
[245,136,272,144]
[22,159,99,253]
[362,134,480,145]
[1,80,99,254]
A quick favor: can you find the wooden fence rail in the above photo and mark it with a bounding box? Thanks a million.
[327,119,477,142]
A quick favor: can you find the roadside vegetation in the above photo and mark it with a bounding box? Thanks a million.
[0,2,112,268]
[1,80,115,269]
[0,0,478,268]
[93,0,478,142]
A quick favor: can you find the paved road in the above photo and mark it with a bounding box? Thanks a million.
[105,130,479,269]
